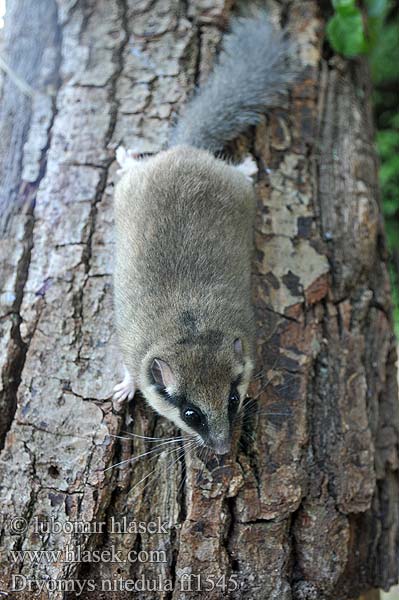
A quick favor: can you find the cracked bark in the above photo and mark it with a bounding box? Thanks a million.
[0,1,398,600]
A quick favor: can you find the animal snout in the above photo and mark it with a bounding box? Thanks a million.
[209,435,231,455]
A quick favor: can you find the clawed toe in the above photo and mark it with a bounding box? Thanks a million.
[235,156,258,181]
[112,368,136,409]
[116,146,141,176]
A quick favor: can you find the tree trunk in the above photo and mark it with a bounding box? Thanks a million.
[0,1,398,599]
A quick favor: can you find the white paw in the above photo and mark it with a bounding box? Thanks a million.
[235,156,258,181]
[116,146,141,176]
[113,367,136,410]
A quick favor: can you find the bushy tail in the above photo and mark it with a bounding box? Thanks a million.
[170,13,297,154]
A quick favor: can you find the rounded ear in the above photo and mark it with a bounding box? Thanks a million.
[151,358,175,388]
[234,338,243,356]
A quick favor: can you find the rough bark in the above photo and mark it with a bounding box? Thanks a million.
[0,1,398,599]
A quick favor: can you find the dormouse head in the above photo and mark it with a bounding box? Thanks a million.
[140,337,253,455]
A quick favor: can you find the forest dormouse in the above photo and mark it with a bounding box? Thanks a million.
[112,13,295,454]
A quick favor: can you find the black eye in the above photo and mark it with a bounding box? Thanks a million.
[229,388,240,408]
[183,408,203,429]
[228,386,240,423]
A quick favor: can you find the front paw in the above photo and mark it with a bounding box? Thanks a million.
[112,368,136,410]
[235,156,258,181]
[115,146,141,176]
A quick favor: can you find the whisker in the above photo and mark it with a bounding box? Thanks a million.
[253,377,299,400]
[129,460,167,495]
[176,457,187,498]
[175,438,201,497]
[130,439,196,496]
[195,445,209,485]
[120,431,186,443]
[257,409,292,416]
[242,408,292,418]
[242,399,292,415]
[104,437,183,472]
[251,357,281,381]
[240,429,257,446]
[240,397,257,410]
[239,400,260,417]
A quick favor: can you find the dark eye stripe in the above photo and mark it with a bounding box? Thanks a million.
[154,385,180,407]
[228,379,241,425]
[233,374,243,388]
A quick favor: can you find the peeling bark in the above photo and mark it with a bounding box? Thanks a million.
[0,1,398,599]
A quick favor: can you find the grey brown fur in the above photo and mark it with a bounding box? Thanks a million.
[114,147,255,451]
[171,13,296,153]
[113,12,295,453]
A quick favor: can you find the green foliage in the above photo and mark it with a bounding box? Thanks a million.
[327,1,399,336]
[388,263,399,339]
[377,124,399,209]
[371,7,399,337]
[326,0,389,56]
[327,1,367,55]
[369,19,398,80]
